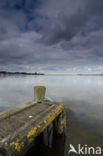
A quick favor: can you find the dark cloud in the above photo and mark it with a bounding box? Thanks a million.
[38,0,103,45]
[0,0,103,73]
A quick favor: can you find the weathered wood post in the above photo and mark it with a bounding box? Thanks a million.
[34,86,46,102]
[53,110,66,138]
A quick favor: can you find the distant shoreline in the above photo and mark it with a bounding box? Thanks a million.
[47,74,103,76]
[0,71,103,76]
[0,71,44,75]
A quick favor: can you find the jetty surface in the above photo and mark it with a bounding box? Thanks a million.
[0,86,66,156]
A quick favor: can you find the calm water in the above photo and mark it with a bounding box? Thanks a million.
[0,75,103,156]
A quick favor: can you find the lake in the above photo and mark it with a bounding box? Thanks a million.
[0,75,103,156]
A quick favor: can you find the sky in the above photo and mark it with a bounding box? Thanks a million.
[0,0,103,74]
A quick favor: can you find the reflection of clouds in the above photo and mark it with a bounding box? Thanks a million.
[0,76,34,109]
[0,75,103,106]
[67,100,103,122]
[41,76,103,106]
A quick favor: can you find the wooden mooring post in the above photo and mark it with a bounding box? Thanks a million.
[34,86,46,102]
[0,86,66,156]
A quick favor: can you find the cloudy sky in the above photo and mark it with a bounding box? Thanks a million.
[0,0,103,74]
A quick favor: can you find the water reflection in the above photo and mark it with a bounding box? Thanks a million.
[65,109,103,156]
[0,75,103,155]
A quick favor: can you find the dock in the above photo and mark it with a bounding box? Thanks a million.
[0,86,66,156]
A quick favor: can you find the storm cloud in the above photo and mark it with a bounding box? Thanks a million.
[38,0,103,45]
[0,0,103,73]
